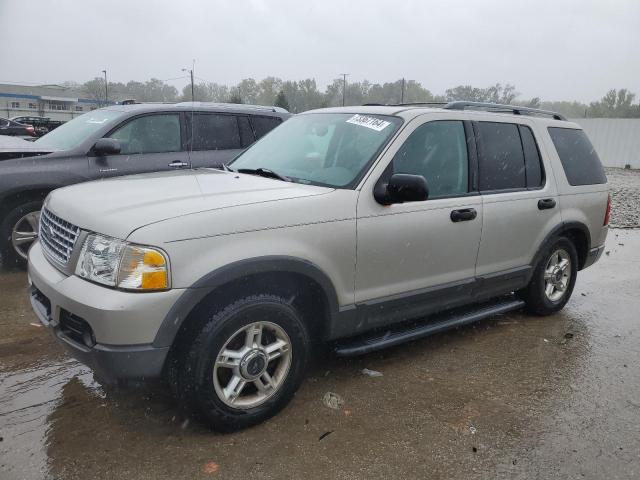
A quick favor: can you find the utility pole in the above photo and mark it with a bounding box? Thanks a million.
[340,73,349,106]
[182,60,195,101]
[102,70,108,105]
[401,77,405,103]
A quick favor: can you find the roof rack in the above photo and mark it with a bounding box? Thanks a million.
[175,101,288,113]
[389,102,448,107]
[443,101,566,121]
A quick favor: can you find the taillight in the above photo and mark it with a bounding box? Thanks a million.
[603,194,612,226]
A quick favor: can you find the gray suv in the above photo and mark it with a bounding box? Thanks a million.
[0,102,289,265]
[28,102,610,431]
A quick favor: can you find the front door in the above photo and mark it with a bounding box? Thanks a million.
[355,117,483,329]
[90,112,190,178]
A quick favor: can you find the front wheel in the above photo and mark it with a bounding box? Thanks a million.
[171,294,310,431]
[0,200,42,267]
[519,237,578,315]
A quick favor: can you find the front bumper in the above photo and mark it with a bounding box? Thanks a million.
[28,242,183,383]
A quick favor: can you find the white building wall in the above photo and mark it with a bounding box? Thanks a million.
[569,118,640,168]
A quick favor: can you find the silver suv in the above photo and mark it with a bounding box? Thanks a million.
[28,102,610,431]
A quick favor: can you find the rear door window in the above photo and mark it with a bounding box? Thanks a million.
[192,114,241,151]
[251,116,282,139]
[237,116,255,147]
[519,125,544,188]
[476,122,525,191]
[548,127,607,185]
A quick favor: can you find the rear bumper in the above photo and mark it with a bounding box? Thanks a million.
[583,245,605,269]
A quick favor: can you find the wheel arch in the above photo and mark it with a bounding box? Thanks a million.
[532,221,591,271]
[0,186,56,215]
[153,256,340,348]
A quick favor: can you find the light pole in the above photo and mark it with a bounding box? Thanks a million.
[102,70,108,105]
[401,77,405,103]
[340,73,349,106]
[182,60,195,101]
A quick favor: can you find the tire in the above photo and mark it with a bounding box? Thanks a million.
[519,237,578,315]
[0,199,42,268]
[170,294,310,432]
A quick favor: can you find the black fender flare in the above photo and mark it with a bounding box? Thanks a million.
[531,221,591,271]
[152,256,340,347]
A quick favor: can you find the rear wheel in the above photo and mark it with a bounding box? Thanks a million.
[519,237,578,315]
[0,200,42,267]
[170,294,310,431]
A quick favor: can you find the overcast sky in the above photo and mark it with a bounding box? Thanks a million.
[1,0,638,102]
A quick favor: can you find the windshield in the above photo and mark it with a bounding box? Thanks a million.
[230,113,402,188]
[34,110,122,150]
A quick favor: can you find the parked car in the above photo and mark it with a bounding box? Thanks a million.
[10,116,65,137]
[28,102,609,431]
[0,117,36,138]
[0,102,289,264]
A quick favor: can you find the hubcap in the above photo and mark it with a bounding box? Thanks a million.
[544,248,571,302]
[213,321,292,409]
[11,211,40,260]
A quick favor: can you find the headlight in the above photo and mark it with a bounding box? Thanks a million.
[75,233,170,291]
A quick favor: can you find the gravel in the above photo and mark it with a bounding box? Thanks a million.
[606,168,640,229]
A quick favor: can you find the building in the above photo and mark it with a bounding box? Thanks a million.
[0,83,109,122]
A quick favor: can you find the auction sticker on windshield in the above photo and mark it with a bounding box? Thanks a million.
[346,114,391,131]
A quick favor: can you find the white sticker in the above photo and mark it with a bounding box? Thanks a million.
[346,114,391,132]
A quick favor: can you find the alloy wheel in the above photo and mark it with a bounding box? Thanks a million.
[213,321,292,409]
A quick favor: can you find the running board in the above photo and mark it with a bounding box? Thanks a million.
[334,297,525,357]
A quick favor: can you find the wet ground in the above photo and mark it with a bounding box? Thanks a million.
[0,229,639,480]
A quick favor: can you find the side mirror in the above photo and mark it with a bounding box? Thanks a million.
[374,173,429,205]
[93,138,121,156]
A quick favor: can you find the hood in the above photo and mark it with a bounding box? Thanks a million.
[0,136,56,159]
[46,168,333,239]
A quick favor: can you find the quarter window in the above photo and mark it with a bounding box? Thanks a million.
[477,122,525,191]
[109,114,181,154]
[250,116,282,139]
[392,120,469,199]
[548,127,606,186]
[191,114,241,150]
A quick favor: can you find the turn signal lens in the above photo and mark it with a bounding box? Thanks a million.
[117,245,169,291]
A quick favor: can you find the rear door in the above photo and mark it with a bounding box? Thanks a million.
[186,113,245,168]
[473,119,562,298]
[90,112,189,178]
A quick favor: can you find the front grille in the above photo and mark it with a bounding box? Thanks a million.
[39,207,80,264]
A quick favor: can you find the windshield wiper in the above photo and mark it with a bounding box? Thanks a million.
[236,167,291,182]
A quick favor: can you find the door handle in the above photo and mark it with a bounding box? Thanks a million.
[168,160,191,168]
[450,208,477,222]
[538,198,556,210]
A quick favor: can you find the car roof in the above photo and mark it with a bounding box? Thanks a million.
[303,104,576,128]
[100,102,289,117]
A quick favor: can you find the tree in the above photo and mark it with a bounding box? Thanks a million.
[445,83,518,104]
[82,77,107,106]
[589,88,639,117]
[228,91,243,104]
[274,90,290,110]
